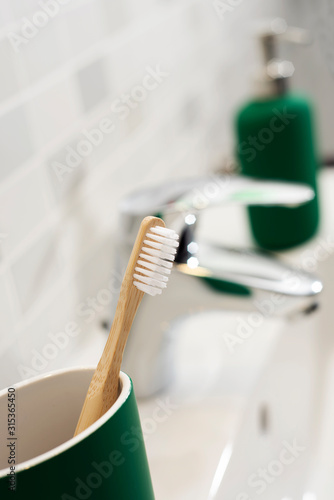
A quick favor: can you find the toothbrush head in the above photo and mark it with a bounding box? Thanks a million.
[133,221,179,296]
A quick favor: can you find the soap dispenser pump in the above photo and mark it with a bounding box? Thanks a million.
[236,19,319,250]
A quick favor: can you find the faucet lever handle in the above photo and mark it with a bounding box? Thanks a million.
[120,175,314,217]
[175,176,314,212]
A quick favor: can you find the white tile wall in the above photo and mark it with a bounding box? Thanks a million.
[0,0,301,388]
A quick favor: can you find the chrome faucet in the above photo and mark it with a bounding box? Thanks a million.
[115,175,322,397]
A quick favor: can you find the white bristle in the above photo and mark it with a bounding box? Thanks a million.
[134,225,179,296]
[137,259,171,275]
[143,239,177,254]
[142,246,176,261]
[150,226,178,239]
[133,282,162,296]
[135,267,168,282]
[139,253,173,269]
[147,233,179,247]
[134,273,167,288]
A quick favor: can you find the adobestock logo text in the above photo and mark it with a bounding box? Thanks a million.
[7,0,73,52]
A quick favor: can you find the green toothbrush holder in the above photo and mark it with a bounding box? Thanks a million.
[0,367,155,500]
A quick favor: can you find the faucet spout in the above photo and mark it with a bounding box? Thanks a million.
[117,175,322,398]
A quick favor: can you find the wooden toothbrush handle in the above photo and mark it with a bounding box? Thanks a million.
[73,373,122,436]
[73,289,142,436]
[74,217,165,437]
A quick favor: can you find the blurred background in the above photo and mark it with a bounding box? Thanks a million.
[1,0,333,384]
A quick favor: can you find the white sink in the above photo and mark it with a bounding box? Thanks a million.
[137,312,284,500]
[208,308,320,500]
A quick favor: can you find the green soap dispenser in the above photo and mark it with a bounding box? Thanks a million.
[236,20,319,250]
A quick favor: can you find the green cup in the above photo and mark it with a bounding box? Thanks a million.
[0,367,155,499]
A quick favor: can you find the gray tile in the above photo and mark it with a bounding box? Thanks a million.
[0,106,34,180]
[46,137,88,201]
[77,58,109,112]
[182,96,203,129]
[101,0,128,34]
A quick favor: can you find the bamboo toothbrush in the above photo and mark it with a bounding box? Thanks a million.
[74,216,179,436]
